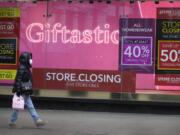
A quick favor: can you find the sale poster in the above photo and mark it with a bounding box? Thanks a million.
[33,68,135,93]
[0,8,20,81]
[0,38,17,65]
[121,36,152,65]
[157,41,180,70]
[120,18,155,73]
[156,8,180,85]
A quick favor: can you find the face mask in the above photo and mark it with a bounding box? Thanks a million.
[29,59,33,65]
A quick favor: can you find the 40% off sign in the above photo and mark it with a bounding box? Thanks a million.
[122,37,152,65]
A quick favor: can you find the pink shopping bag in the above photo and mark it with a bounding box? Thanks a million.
[12,94,25,110]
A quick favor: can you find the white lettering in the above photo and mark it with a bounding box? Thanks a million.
[46,72,121,84]
[26,23,119,45]
[26,23,44,43]
[46,72,77,81]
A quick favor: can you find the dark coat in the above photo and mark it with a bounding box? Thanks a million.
[12,52,33,96]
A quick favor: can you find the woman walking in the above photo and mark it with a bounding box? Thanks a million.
[9,52,46,128]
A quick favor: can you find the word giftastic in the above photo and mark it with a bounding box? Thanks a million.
[26,23,119,44]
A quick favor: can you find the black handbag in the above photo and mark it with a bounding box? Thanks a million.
[21,80,32,91]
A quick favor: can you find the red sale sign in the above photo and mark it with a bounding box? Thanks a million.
[156,8,180,86]
[158,41,180,70]
[156,74,180,86]
[0,8,20,82]
[0,8,20,69]
[33,68,135,93]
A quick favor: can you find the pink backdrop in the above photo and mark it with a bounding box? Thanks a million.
[0,1,180,92]
[19,1,140,70]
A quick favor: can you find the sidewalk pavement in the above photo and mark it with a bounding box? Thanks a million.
[0,108,180,135]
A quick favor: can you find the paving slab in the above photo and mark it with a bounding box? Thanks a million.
[0,108,180,135]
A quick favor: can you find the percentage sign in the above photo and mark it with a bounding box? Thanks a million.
[141,46,150,54]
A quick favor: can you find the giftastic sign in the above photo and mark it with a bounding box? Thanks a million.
[26,23,119,44]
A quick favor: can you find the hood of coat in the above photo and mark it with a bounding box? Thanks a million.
[19,52,32,68]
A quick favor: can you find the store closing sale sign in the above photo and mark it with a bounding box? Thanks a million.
[121,36,152,65]
[120,18,155,73]
[156,8,180,86]
[33,68,135,93]
[0,38,17,64]
[0,8,20,81]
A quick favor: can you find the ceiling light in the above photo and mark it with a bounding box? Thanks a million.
[169,0,174,3]
[106,0,111,4]
[97,0,102,2]
[154,0,159,4]
[32,0,37,3]
[79,0,83,3]
[140,0,145,2]
[130,0,134,4]
[89,0,94,4]
[67,0,72,4]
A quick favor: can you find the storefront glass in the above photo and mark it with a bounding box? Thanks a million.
[0,0,180,103]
